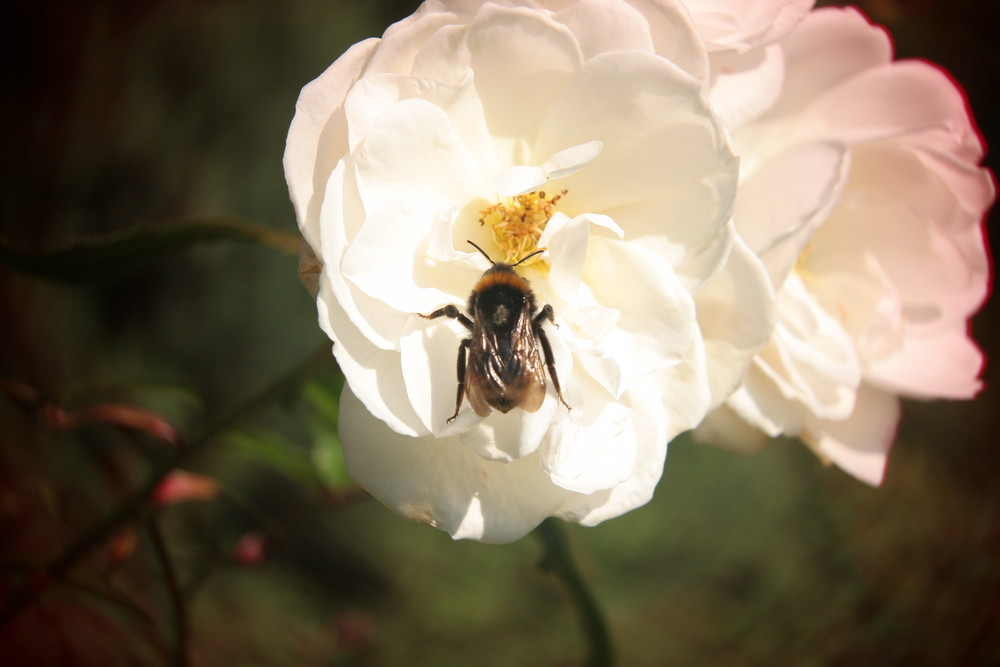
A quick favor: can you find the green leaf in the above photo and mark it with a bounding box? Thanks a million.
[225,427,319,487]
[0,216,301,285]
[303,375,344,423]
[302,374,353,491]
[311,424,352,491]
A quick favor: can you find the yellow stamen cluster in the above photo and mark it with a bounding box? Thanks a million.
[479,190,567,267]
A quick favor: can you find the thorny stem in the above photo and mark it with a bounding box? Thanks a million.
[0,342,332,628]
[536,518,614,667]
[148,517,188,667]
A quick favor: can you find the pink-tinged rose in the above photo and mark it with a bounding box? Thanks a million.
[153,471,221,507]
[684,0,814,53]
[285,0,775,542]
[234,532,267,567]
[701,6,993,485]
[41,402,182,447]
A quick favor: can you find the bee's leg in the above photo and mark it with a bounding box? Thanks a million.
[420,305,473,424]
[534,306,571,411]
[534,304,556,327]
[447,339,472,423]
[417,304,473,331]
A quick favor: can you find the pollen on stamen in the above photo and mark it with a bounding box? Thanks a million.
[478,189,567,268]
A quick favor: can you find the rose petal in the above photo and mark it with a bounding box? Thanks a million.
[458,395,559,462]
[686,0,814,52]
[343,196,464,315]
[691,404,769,454]
[367,6,460,76]
[339,387,581,543]
[802,248,905,365]
[808,146,989,324]
[767,7,891,120]
[553,370,672,525]
[533,49,738,266]
[463,4,583,162]
[544,284,621,357]
[670,217,733,294]
[865,325,984,400]
[317,160,415,350]
[541,387,637,495]
[345,71,501,180]
[543,212,623,300]
[494,140,604,196]
[727,365,804,437]
[804,383,900,486]
[552,0,655,59]
[580,237,698,398]
[754,273,861,420]
[350,98,489,215]
[735,140,849,286]
[913,142,992,207]
[318,276,425,437]
[401,308,471,435]
[808,62,977,146]
[621,0,709,81]
[654,334,713,436]
[708,43,785,130]
[285,39,379,251]
[693,233,776,408]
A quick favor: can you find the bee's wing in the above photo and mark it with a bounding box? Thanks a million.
[510,308,546,413]
[466,384,495,417]
[465,319,500,417]
[465,307,548,416]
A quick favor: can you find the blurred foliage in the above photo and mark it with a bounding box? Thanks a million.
[0,216,299,285]
[1,0,998,665]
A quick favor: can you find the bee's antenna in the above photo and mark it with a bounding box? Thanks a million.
[512,247,546,267]
[466,240,495,265]
[467,240,546,267]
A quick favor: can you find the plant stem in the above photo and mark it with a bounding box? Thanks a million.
[148,517,188,667]
[0,342,332,628]
[536,518,614,667]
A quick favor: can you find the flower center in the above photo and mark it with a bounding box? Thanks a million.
[478,190,567,267]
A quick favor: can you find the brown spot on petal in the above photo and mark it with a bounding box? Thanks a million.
[298,242,323,299]
[398,501,436,527]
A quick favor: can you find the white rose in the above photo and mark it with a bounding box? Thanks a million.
[285,0,776,542]
[698,6,993,485]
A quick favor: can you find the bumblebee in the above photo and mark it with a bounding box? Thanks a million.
[419,241,571,423]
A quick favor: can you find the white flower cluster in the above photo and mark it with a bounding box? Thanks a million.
[285,0,992,542]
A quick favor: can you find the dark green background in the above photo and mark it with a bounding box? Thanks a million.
[1,1,997,665]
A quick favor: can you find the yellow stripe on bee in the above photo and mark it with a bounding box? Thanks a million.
[475,271,529,292]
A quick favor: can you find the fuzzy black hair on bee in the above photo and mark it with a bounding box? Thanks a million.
[418,240,571,423]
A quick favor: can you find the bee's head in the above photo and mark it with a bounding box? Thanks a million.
[467,240,545,275]
[466,240,538,312]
